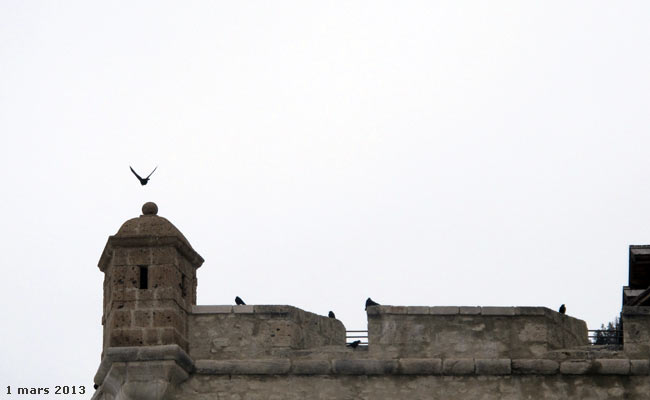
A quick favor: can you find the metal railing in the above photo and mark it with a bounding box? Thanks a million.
[588,329,623,345]
[346,330,368,346]
[347,330,624,346]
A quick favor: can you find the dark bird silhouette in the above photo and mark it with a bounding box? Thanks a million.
[365,297,380,310]
[347,340,361,348]
[559,304,566,314]
[93,384,98,390]
[235,296,246,305]
[328,311,336,318]
[130,166,158,185]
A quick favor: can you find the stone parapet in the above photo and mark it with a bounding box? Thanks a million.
[367,306,588,359]
[188,305,346,360]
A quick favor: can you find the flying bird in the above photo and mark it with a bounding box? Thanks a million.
[235,296,246,306]
[365,297,380,310]
[328,311,336,318]
[559,304,566,314]
[347,340,361,349]
[130,166,158,186]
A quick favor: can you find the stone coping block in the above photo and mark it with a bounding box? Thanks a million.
[94,345,194,385]
[481,307,515,316]
[332,359,398,375]
[366,306,380,315]
[192,304,312,316]
[475,359,511,375]
[192,305,232,314]
[368,306,555,316]
[593,359,630,375]
[291,360,332,375]
[430,306,459,315]
[512,359,559,375]
[442,359,475,375]
[560,360,592,375]
[254,305,292,315]
[631,360,650,375]
[371,306,408,315]
[515,307,547,316]
[406,306,430,315]
[399,358,442,375]
[232,305,254,314]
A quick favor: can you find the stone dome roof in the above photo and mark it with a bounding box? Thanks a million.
[114,202,192,249]
[99,202,204,271]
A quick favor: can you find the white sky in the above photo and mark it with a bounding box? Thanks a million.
[2,1,650,393]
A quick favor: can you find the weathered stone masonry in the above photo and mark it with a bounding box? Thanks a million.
[92,203,650,399]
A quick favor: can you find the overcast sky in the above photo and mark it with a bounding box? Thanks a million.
[2,1,650,394]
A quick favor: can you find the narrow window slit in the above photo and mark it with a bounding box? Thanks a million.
[139,265,148,289]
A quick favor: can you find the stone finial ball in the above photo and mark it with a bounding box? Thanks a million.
[142,202,158,215]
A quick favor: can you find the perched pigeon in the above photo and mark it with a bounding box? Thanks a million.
[328,311,336,318]
[365,297,380,310]
[235,296,246,305]
[559,304,566,314]
[130,166,158,186]
[347,340,361,348]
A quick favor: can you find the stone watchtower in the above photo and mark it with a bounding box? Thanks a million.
[98,202,204,352]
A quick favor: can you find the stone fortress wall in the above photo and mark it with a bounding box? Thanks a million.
[92,203,650,400]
